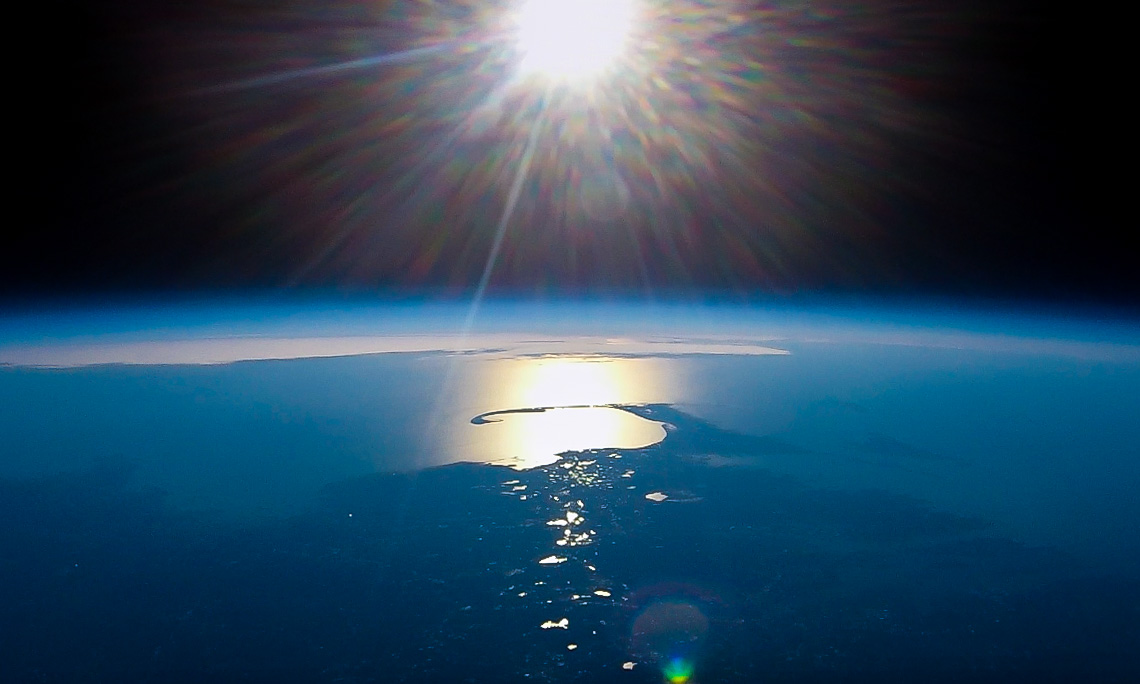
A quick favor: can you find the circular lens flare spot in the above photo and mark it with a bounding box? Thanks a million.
[515,0,635,81]
[663,656,695,683]
[630,599,709,683]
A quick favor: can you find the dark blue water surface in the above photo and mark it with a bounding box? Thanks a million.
[2,306,1139,682]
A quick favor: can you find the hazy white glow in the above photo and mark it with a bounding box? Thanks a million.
[454,357,672,468]
[515,0,635,80]
[517,357,626,406]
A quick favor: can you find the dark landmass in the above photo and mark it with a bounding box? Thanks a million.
[471,406,567,424]
[2,407,1137,683]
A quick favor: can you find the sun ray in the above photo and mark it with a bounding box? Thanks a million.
[199,43,454,94]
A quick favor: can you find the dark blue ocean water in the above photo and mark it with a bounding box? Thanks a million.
[2,312,1139,682]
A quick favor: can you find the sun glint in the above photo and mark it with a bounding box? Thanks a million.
[515,0,636,81]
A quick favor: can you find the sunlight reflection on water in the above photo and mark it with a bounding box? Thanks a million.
[445,356,677,469]
[474,406,665,469]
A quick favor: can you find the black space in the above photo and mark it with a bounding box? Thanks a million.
[9,1,1133,306]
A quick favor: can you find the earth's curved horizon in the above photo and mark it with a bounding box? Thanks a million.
[2,297,1138,682]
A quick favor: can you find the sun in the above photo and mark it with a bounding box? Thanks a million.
[514,0,636,82]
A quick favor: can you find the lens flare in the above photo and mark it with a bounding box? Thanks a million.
[631,598,709,684]
[515,0,636,81]
[663,656,695,683]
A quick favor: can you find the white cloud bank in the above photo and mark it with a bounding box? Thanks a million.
[0,334,790,367]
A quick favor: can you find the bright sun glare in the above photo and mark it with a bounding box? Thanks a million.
[515,0,636,81]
